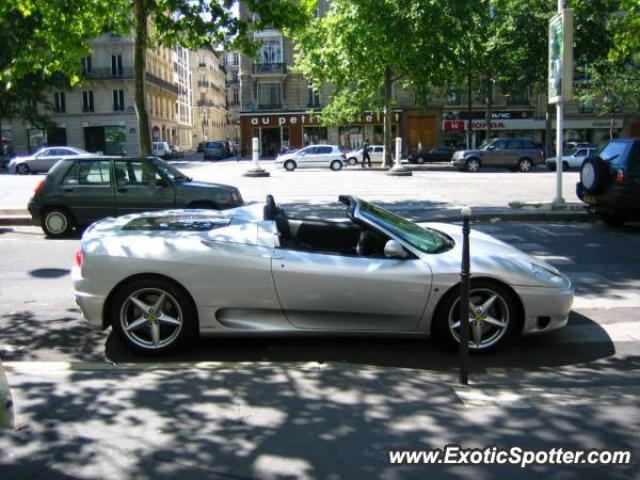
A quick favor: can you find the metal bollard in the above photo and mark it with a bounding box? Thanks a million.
[459,206,471,385]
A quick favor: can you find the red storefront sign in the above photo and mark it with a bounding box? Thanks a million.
[443,120,507,131]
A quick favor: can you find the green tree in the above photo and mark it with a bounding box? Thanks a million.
[292,0,459,166]
[0,0,117,152]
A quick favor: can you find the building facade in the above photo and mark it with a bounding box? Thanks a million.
[224,50,241,145]
[189,49,229,147]
[173,45,193,151]
[7,33,189,156]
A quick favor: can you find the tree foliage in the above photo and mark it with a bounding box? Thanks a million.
[292,0,460,166]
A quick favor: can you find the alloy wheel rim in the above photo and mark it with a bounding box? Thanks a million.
[448,288,510,349]
[468,160,479,171]
[285,162,295,171]
[45,212,67,234]
[17,165,28,174]
[120,288,183,349]
[520,160,532,171]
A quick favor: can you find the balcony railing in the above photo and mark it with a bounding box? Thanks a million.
[253,63,286,75]
[145,72,180,94]
[197,99,224,107]
[257,103,282,109]
[82,67,134,80]
[197,80,210,87]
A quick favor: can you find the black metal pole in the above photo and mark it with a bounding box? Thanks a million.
[459,207,472,385]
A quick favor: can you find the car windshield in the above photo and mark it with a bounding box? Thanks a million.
[151,157,191,182]
[358,201,453,254]
[479,139,493,149]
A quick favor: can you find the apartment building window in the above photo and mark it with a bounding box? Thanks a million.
[579,98,595,113]
[257,37,283,64]
[81,56,92,75]
[112,89,125,111]
[54,92,66,113]
[307,85,320,108]
[233,89,239,104]
[446,85,462,105]
[257,82,281,108]
[111,54,123,76]
[506,88,529,105]
[82,91,94,112]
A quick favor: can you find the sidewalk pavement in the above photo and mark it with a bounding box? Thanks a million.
[1,360,637,479]
[0,203,593,227]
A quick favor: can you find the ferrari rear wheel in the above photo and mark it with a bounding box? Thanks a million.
[111,278,196,355]
[435,280,519,353]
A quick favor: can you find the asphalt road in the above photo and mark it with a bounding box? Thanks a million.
[1,220,639,367]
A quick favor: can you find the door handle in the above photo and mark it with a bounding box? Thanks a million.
[63,187,74,192]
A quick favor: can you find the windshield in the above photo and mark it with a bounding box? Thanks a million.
[359,201,453,254]
[479,139,492,149]
[151,157,191,182]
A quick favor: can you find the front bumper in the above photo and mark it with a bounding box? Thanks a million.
[72,265,108,328]
[27,199,42,225]
[515,284,574,335]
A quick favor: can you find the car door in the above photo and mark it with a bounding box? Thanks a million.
[59,159,115,225]
[316,146,333,167]
[114,159,176,216]
[271,245,431,332]
[32,149,60,171]
[296,146,317,168]
[372,146,384,163]
[485,139,509,167]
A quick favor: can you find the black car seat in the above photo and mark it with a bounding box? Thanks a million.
[356,229,381,257]
[264,195,294,247]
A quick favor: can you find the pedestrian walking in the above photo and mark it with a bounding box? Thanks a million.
[361,139,371,168]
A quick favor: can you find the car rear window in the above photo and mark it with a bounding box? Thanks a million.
[597,141,631,167]
[63,160,111,186]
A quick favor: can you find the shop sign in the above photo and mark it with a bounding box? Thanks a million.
[247,112,399,127]
[82,121,127,127]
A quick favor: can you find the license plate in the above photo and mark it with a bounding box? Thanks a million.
[584,195,596,204]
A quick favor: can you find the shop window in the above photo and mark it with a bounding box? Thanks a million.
[105,126,126,155]
[338,126,363,150]
[303,127,328,145]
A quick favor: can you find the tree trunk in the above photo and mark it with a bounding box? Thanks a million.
[466,54,473,149]
[0,117,4,155]
[383,66,393,168]
[610,116,614,140]
[485,78,493,141]
[134,0,151,156]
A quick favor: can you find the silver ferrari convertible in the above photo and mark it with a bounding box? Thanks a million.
[73,195,574,355]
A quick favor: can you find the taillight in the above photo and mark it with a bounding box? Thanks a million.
[616,169,625,183]
[34,180,46,196]
[75,248,83,267]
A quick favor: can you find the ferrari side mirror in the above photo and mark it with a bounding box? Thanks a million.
[384,240,409,259]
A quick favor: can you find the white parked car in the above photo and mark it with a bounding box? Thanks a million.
[545,147,597,171]
[275,145,346,171]
[152,141,171,159]
[345,145,385,166]
[9,147,97,174]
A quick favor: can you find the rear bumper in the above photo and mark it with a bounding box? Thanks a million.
[515,284,574,335]
[27,199,42,225]
[72,266,108,328]
[576,182,640,214]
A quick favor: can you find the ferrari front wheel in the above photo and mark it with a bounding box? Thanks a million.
[435,280,519,353]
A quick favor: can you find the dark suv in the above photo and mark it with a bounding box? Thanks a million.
[576,138,640,226]
[451,137,544,172]
[28,156,243,237]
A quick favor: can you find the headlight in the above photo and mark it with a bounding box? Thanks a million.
[530,262,568,287]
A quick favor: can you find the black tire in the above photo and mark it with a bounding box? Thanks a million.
[599,212,629,227]
[562,161,570,171]
[580,157,609,194]
[41,208,74,238]
[16,163,30,175]
[110,277,197,355]
[465,158,481,172]
[518,158,533,172]
[434,280,521,353]
[347,157,357,166]
[284,160,296,172]
[330,160,343,171]
[547,163,556,171]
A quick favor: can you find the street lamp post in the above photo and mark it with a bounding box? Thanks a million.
[459,206,472,385]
